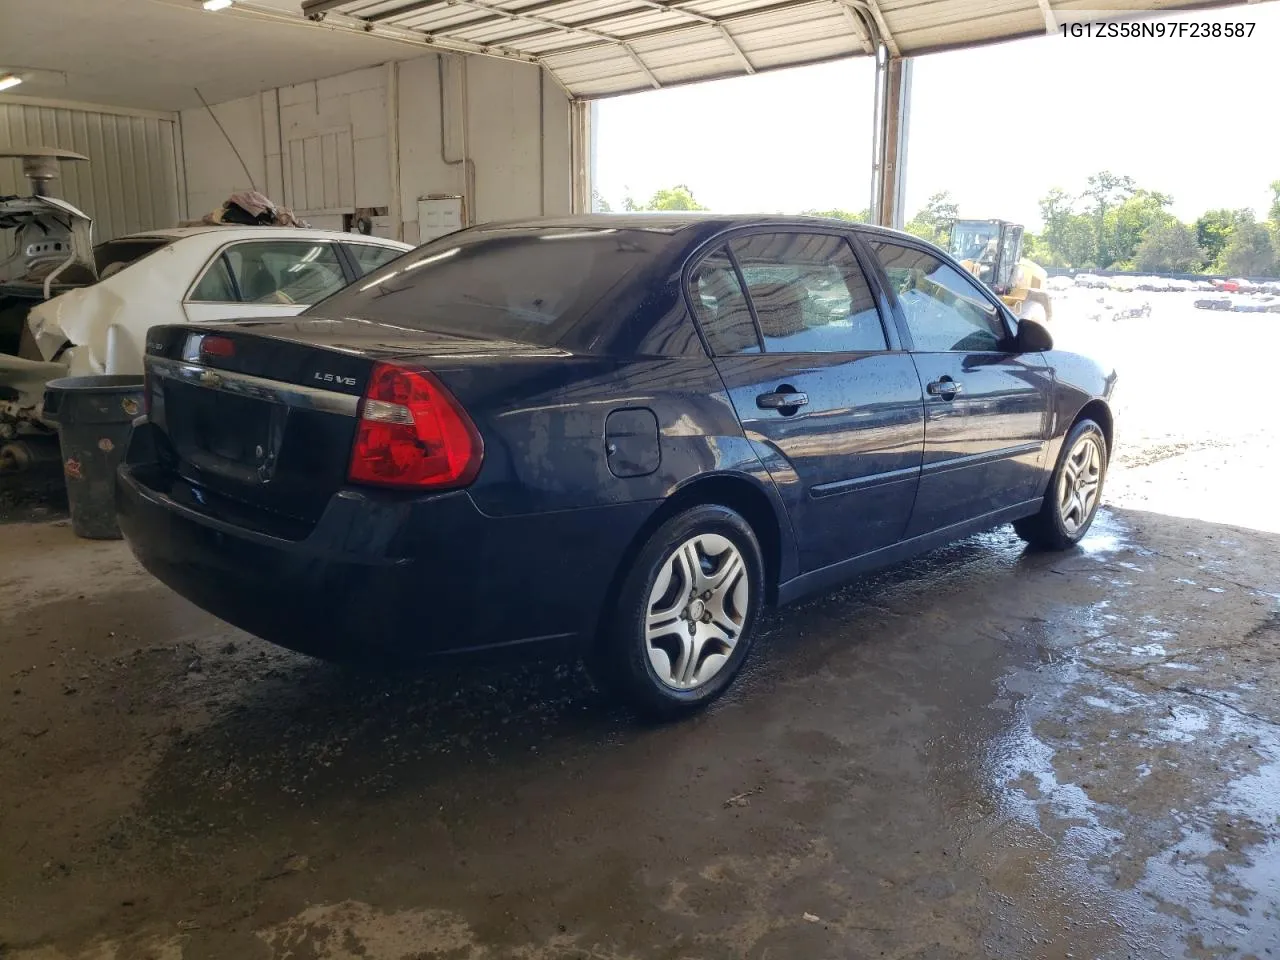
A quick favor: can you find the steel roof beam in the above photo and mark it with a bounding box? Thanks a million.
[850,0,897,56]
[372,0,721,26]
[836,0,875,53]
[535,0,845,57]
[1036,0,1057,31]
[301,0,357,15]
[623,43,663,86]
[716,23,756,73]
[441,6,704,44]
[403,0,658,45]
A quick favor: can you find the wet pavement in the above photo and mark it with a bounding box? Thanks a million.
[2,309,1279,959]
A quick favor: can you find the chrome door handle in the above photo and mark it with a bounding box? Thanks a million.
[756,391,809,410]
[927,379,963,398]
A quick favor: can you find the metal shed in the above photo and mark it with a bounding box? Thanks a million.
[298,0,1256,98]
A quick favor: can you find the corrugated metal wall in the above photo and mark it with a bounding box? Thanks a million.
[0,102,181,242]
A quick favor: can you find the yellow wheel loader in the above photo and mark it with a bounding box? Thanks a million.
[946,219,1052,323]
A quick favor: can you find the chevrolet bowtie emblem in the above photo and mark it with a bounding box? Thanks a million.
[199,370,222,387]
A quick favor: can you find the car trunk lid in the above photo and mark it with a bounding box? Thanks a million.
[142,318,555,531]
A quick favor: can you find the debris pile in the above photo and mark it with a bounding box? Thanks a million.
[186,191,309,229]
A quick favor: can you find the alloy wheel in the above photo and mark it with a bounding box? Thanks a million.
[645,533,749,690]
[1058,434,1103,535]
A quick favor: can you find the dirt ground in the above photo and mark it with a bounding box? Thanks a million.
[1,300,1278,959]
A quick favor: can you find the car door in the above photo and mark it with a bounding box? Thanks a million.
[691,230,925,575]
[183,239,351,323]
[863,236,1053,539]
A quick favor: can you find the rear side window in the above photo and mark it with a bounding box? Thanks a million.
[345,242,403,275]
[189,257,237,302]
[93,238,173,278]
[225,241,347,305]
[689,247,760,356]
[312,228,670,347]
[730,233,887,354]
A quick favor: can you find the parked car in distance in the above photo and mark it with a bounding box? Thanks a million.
[118,215,1118,718]
[2,227,410,434]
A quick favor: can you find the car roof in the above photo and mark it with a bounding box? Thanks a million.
[478,213,870,231]
[462,214,927,247]
[107,226,412,246]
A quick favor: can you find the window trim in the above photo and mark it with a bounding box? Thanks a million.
[684,243,762,357]
[186,252,241,304]
[341,239,410,275]
[854,230,1016,353]
[183,238,349,306]
[683,226,898,358]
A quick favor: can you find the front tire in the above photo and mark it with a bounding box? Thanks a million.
[589,504,764,720]
[1014,419,1108,550]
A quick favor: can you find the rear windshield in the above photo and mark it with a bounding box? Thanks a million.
[309,227,669,346]
[94,238,173,277]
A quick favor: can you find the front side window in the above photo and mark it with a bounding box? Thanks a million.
[729,233,887,354]
[223,241,347,305]
[869,242,1008,352]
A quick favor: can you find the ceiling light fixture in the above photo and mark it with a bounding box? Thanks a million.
[202,0,234,10]
[0,75,23,92]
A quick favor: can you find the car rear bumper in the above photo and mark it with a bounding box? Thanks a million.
[117,441,657,662]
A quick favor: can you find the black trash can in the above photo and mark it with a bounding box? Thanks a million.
[43,375,145,540]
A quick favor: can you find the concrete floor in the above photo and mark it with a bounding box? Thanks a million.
[2,306,1279,959]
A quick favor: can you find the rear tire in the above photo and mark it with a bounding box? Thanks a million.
[1014,418,1108,550]
[588,504,764,721]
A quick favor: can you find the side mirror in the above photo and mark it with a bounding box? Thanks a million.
[1015,317,1053,353]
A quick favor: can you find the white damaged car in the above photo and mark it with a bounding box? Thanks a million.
[2,226,410,440]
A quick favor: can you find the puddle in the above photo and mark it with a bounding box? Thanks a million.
[1079,510,1131,557]
[1136,716,1280,956]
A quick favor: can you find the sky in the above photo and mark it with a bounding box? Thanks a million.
[592,3,1280,230]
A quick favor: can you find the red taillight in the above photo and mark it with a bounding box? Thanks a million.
[200,335,235,358]
[347,362,483,490]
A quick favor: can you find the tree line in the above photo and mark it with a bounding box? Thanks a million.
[597,176,1280,278]
[1025,173,1280,277]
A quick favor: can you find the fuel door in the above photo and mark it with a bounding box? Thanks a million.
[604,408,660,478]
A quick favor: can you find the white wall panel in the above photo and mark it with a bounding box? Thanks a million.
[0,100,179,242]
[179,53,572,243]
[180,93,266,222]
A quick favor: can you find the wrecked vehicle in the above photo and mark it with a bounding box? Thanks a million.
[1,148,98,463]
[2,152,411,467]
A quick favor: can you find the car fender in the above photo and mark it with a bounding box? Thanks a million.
[27,249,189,375]
[663,465,802,589]
[1041,349,1119,471]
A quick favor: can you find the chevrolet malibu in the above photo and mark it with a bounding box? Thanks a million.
[117,216,1117,718]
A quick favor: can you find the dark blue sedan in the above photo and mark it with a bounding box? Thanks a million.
[117,216,1117,718]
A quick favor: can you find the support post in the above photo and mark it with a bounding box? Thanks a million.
[569,99,592,214]
[870,47,911,229]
